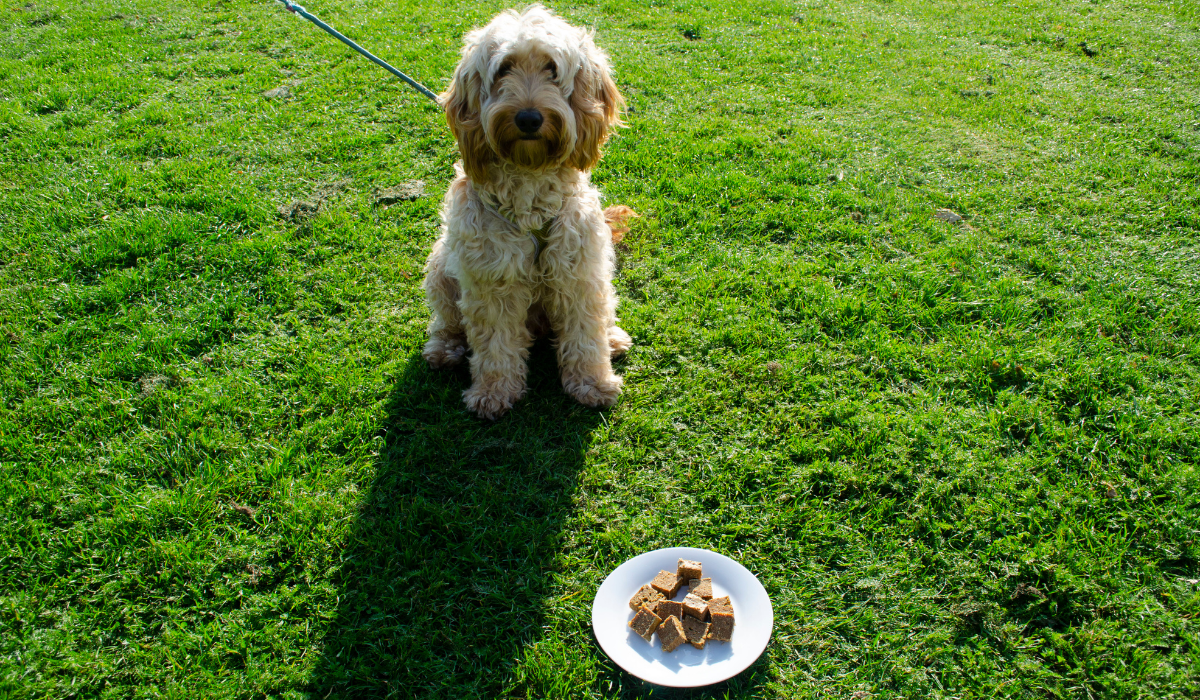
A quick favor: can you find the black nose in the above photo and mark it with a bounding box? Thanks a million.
[514,109,543,134]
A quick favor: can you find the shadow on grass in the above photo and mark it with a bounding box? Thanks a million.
[307,341,605,698]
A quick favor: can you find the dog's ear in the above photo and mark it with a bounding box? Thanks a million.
[595,63,625,129]
[440,36,494,183]
[568,43,625,172]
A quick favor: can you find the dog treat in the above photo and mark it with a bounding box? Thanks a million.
[627,557,740,651]
[707,595,733,615]
[656,614,687,652]
[682,592,708,620]
[677,558,703,581]
[650,569,685,597]
[688,577,713,600]
[707,610,735,642]
[655,599,683,621]
[628,605,663,641]
[629,584,664,612]
[682,616,710,649]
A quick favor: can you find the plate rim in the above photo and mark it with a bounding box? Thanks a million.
[591,546,773,688]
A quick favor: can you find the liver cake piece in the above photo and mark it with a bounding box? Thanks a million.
[628,605,662,641]
[682,616,710,649]
[682,592,708,620]
[656,615,687,652]
[688,577,713,600]
[677,558,703,581]
[707,595,733,615]
[628,584,664,612]
[655,599,683,621]
[650,569,685,597]
[707,610,735,642]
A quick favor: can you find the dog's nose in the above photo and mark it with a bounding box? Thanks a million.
[514,109,543,134]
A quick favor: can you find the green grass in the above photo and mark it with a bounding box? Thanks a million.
[2,0,1198,697]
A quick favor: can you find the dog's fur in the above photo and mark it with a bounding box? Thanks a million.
[422,5,632,419]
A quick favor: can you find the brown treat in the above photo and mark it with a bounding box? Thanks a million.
[707,610,735,642]
[650,569,684,597]
[628,605,662,641]
[707,595,733,615]
[688,577,713,600]
[677,558,703,581]
[682,593,708,619]
[682,616,710,649]
[656,615,687,652]
[629,584,664,612]
[655,599,683,621]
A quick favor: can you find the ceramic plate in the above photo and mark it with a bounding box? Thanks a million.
[591,547,773,687]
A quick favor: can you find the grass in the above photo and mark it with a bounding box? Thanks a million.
[1,0,1198,697]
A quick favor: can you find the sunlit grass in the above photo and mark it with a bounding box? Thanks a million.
[1,0,1197,698]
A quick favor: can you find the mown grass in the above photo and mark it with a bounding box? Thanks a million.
[1,0,1198,698]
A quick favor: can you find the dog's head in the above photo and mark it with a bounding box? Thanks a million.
[440,4,625,183]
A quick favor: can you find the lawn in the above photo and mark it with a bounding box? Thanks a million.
[1,0,1198,697]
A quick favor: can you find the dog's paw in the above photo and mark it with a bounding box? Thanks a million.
[608,326,632,358]
[564,372,623,408]
[423,335,468,369]
[463,381,524,420]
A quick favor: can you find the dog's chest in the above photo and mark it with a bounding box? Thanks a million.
[485,171,573,232]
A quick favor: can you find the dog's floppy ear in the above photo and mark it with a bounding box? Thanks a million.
[568,39,625,172]
[440,34,494,183]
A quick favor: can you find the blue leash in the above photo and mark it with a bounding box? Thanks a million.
[276,0,440,103]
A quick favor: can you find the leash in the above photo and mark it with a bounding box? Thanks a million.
[275,0,440,103]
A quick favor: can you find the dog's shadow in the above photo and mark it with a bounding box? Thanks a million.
[307,340,604,696]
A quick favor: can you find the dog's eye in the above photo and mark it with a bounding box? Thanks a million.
[545,61,557,79]
[495,64,512,80]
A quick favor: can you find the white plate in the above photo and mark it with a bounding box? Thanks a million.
[591,547,773,687]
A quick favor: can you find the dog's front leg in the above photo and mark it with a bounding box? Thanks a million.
[459,280,534,419]
[545,277,623,409]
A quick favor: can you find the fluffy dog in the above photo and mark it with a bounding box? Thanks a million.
[422,5,633,419]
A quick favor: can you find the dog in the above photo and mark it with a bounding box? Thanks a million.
[421,5,634,420]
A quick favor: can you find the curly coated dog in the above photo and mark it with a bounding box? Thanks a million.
[422,5,634,419]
